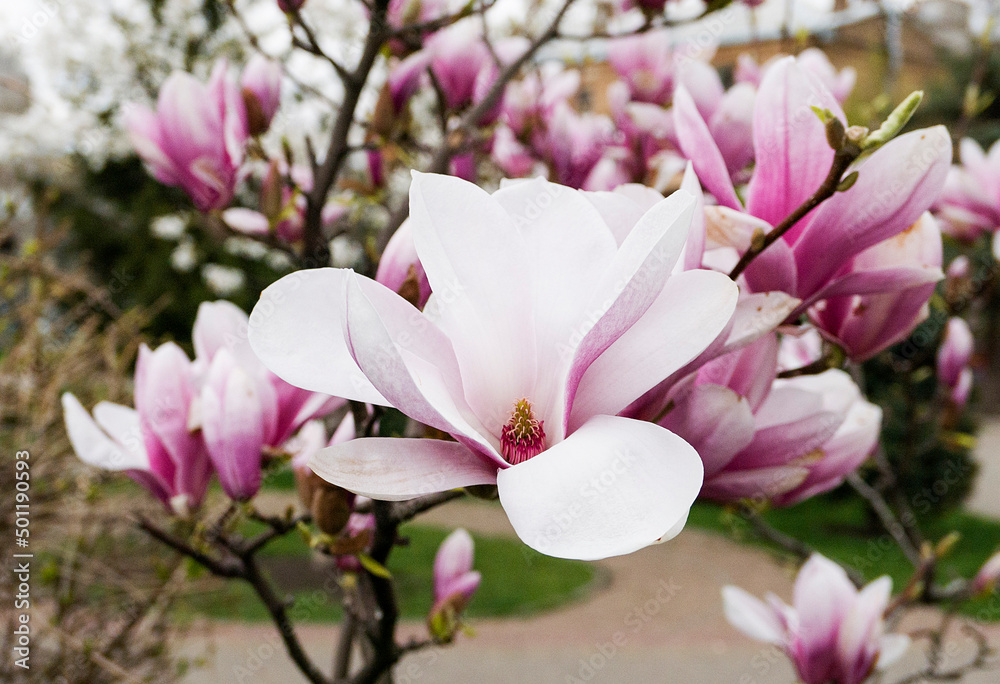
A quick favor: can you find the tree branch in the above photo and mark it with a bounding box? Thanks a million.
[728,143,861,281]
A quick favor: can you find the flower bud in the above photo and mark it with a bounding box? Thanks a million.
[972,551,1000,595]
[937,317,974,389]
[429,529,480,642]
[241,55,282,136]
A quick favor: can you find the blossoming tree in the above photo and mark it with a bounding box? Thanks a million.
[52,0,1000,682]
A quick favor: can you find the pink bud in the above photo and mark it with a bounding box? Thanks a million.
[937,317,974,389]
[199,349,277,501]
[277,0,305,12]
[241,55,282,135]
[430,528,481,636]
[972,551,1000,595]
[375,220,431,308]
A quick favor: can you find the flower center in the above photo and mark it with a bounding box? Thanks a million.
[500,398,546,465]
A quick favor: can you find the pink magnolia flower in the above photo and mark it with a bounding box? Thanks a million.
[724,554,909,684]
[655,334,881,505]
[937,317,974,387]
[607,31,679,105]
[935,138,1000,249]
[375,219,432,308]
[972,550,1000,595]
[249,173,742,559]
[389,21,498,113]
[674,56,950,319]
[124,60,248,212]
[241,55,282,135]
[193,300,342,499]
[430,528,481,625]
[543,103,618,189]
[62,343,212,515]
[501,66,581,138]
[809,213,944,361]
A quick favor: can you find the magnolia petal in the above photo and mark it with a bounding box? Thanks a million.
[701,465,809,501]
[660,384,755,477]
[497,415,703,560]
[409,172,538,437]
[308,438,498,501]
[343,274,500,461]
[561,191,697,428]
[793,126,952,297]
[877,634,911,670]
[745,57,842,229]
[63,395,149,472]
[248,268,388,404]
[569,269,738,427]
[673,85,741,210]
[722,585,786,645]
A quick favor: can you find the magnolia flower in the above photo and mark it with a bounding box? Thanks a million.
[606,31,678,105]
[250,173,742,559]
[972,550,1000,595]
[124,60,248,211]
[241,55,282,135]
[809,213,944,361]
[655,334,881,505]
[724,554,909,684]
[375,220,431,308]
[62,343,212,515]
[935,138,1000,253]
[429,529,481,641]
[674,56,950,319]
[193,300,342,500]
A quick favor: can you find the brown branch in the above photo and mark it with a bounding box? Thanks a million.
[304,0,392,264]
[391,490,465,523]
[728,143,862,281]
[846,472,923,567]
[736,503,866,586]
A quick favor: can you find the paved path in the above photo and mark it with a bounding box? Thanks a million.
[968,417,1000,519]
[179,497,1000,684]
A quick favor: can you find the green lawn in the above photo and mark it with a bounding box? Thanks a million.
[686,497,1000,622]
[175,523,598,623]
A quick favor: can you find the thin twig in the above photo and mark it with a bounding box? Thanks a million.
[728,143,861,281]
[847,472,923,567]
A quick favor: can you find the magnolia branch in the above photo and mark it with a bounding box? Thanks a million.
[137,513,331,684]
[304,0,392,263]
[728,142,862,281]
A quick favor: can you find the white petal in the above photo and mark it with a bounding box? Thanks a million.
[308,438,498,501]
[496,415,703,560]
[62,394,149,471]
[248,268,388,404]
[569,269,738,427]
[722,585,787,645]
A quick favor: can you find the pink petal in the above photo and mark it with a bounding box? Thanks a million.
[722,585,787,645]
[569,269,738,427]
[672,85,741,210]
[745,57,843,229]
[308,438,498,501]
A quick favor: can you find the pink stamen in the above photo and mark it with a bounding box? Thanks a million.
[500,398,546,465]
